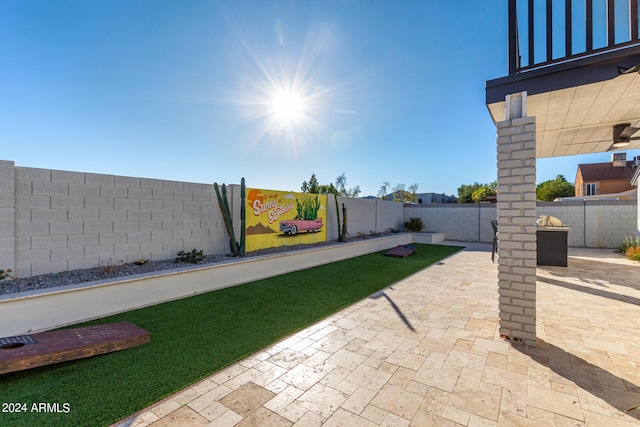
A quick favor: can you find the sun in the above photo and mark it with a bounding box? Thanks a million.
[270,89,305,127]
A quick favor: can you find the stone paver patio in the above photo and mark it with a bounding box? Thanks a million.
[114,241,640,426]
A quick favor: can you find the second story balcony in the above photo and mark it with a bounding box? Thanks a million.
[487,0,640,158]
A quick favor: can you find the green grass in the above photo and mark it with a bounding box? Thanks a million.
[1,243,461,427]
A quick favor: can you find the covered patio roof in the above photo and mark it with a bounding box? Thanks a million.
[486,49,640,158]
[486,0,640,159]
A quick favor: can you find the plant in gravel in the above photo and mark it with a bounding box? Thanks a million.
[0,268,13,280]
[403,217,424,232]
[100,260,123,275]
[617,235,640,253]
[625,246,640,261]
[388,227,400,233]
[175,249,205,264]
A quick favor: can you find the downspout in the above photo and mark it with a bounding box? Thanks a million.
[583,199,587,247]
[478,202,481,242]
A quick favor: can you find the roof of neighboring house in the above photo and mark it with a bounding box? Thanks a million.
[554,189,637,202]
[577,160,637,182]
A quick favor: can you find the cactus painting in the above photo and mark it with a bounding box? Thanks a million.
[296,194,321,220]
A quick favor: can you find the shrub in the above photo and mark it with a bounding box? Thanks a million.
[100,260,123,275]
[175,249,205,264]
[403,217,424,232]
[0,268,13,281]
[617,235,640,253]
[626,246,640,261]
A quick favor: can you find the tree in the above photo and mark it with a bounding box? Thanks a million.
[407,183,419,203]
[301,174,319,193]
[471,186,496,203]
[318,183,339,195]
[389,183,419,202]
[457,181,497,203]
[301,173,358,197]
[536,175,574,201]
[334,173,361,198]
[457,182,483,203]
[391,183,405,201]
[377,182,390,199]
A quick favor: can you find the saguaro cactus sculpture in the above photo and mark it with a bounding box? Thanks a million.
[214,178,246,257]
[239,178,246,256]
[334,194,348,242]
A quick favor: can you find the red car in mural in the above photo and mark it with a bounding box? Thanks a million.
[279,218,323,235]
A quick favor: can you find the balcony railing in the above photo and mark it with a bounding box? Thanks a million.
[509,0,640,74]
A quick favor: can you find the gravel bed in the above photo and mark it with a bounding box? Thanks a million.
[0,237,379,296]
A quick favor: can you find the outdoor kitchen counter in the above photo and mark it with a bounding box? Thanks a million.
[537,226,571,267]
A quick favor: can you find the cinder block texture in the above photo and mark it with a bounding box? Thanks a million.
[2,158,636,281]
[404,204,496,242]
[0,161,15,274]
[10,165,226,277]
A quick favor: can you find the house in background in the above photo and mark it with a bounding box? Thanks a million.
[383,192,457,203]
[575,152,640,197]
[415,193,457,204]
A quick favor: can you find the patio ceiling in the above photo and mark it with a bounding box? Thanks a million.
[486,49,640,159]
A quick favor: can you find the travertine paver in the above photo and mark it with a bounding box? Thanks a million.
[114,242,640,427]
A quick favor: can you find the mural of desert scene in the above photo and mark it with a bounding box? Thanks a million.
[246,188,327,251]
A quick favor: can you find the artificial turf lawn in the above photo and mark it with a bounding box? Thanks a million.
[1,243,461,427]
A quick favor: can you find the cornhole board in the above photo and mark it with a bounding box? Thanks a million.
[385,245,416,258]
[0,321,150,375]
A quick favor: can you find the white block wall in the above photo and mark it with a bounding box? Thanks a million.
[538,200,637,248]
[10,166,228,277]
[405,201,636,248]
[0,159,636,279]
[326,196,404,240]
[403,204,497,242]
[0,161,406,279]
[0,161,15,276]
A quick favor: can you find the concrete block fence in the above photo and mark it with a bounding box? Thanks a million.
[0,159,636,279]
[538,200,638,248]
[404,200,637,249]
[2,161,233,278]
[0,161,407,278]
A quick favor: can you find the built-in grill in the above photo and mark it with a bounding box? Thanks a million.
[537,216,571,267]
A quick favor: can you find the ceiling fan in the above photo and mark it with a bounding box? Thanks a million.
[608,123,640,150]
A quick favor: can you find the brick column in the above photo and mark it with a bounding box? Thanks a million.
[496,93,537,347]
[0,160,16,277]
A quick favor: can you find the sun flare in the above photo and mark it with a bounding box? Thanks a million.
[270,89,305,126]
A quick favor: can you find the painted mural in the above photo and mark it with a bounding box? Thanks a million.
[246,188,327,251]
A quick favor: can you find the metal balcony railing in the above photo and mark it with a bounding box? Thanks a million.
[509,0,640,74]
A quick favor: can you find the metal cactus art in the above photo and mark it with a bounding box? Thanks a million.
[334,193,348,242]
[214,178,246,257]
[239,178,246,256]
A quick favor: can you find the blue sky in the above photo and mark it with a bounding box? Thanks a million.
[2,1,638,197]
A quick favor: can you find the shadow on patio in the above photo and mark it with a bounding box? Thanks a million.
[534,249,640,424]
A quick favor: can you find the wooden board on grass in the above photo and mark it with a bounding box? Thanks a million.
[0,321,150,375]
[384,245,416,258]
